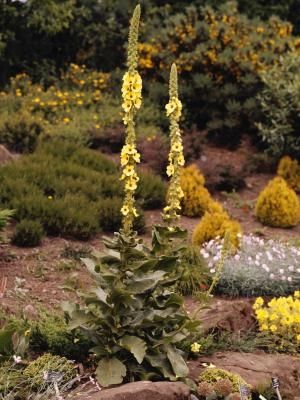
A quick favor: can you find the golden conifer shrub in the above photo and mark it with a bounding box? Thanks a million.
[255,177,300,228]
[277,156,300,193]
[180,164,212,217]
[192,201,241,247]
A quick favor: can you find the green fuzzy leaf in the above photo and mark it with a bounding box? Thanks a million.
[120,335,147,364]
[127,271,166,294]
[146,353,176,380]
[96,357,126,387]
[166,344,189,378]
[92,287,108,304]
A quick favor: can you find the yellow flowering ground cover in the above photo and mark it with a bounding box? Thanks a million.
[253,291,300,349]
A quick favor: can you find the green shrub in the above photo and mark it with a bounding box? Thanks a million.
[175,245,211,295]
[257,53,300,157]
[12,220,44,247]
[0,209,13,241]
[137,169,166,209]
[29,312,91,362]
[0,111,44,153]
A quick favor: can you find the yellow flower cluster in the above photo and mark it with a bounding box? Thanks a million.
[253,292,300,346]
[163,64,185,225]
[119,5,141,234]
[121,71,142,116]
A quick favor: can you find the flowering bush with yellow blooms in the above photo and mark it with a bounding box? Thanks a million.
[277,156,300,193]
[255,177,300,228]
[139,1,300,147]
[253,292,300,351]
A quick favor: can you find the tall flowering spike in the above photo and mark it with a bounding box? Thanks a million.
[163,63,185,226]
[120,5,142,235]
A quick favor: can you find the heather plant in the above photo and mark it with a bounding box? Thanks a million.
[0,209,13,242]
[12,220,44,247]
[253,292,300,353]
[255,177,300,228]
[203,234,300,297]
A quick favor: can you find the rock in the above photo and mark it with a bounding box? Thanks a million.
[188,351,300,398]
[23,304,38,320]
[185,297,255,334]
[0,145,15,164]
[87,381,190,400]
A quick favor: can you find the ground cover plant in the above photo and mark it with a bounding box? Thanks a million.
[202,234,300,297]
[0,141,165,243]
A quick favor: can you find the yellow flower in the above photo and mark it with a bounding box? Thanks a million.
[167,165,175,177]
[190,342,201,353]
[123,165,135,177]
[297,334,300,342]
[121,205,130,216]
[177,154,185,166]
[121,154,130,166]
[270,324,277,333]
[48,196,53,200]
[172,142,183,152]
[122,101,132,113]
[125,179,138,191]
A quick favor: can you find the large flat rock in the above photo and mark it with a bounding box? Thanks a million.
[72,381,191,400]
[188,351,300,398]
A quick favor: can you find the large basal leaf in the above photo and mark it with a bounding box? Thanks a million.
[166,344,189,378]
[146,353,176,380]
[127,270,166,294]
[120,335,147,364]
[92,287,108,304]
[96,357,126,387]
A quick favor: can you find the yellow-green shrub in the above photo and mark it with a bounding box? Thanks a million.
[253,291,300,349]
[180,164,212,217]
[255,177,300,228]
[192,202,241,247]
[277,156,300,193]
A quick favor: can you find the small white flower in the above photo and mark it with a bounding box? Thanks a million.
[288,265,294,271]
[234,254,240,261]
[210,268,216,274]
[270,273,275,279]
[13,355,22,364]
[279,269,284,274]
[281,276,286,281]
[287,276,292,282]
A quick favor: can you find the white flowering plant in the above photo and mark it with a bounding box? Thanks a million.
[201,234,300,297]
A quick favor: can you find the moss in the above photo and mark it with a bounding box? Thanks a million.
[255,177,300,228]
[277,156,300,193]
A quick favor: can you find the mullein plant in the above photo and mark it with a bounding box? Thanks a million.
[120,4,142,235]
[65,5,200,387]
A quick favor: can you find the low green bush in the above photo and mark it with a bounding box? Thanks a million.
[12,220,44,247]
[0,111,44,153]
[137,169,166,209]
[0,140,161,239]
